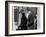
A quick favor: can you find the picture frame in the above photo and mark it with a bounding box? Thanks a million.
[5,1,45,36]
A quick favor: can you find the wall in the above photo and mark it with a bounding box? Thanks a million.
[0,0,46,37]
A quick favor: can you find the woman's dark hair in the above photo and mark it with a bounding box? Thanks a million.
[22,13,25,16]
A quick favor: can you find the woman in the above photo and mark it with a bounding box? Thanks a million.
[20,13,27,30]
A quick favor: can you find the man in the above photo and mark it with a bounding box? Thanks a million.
[27,11,34,29]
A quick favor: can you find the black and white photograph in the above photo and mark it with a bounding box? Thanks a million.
[13,6,37,30]
[5,1,45,36]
